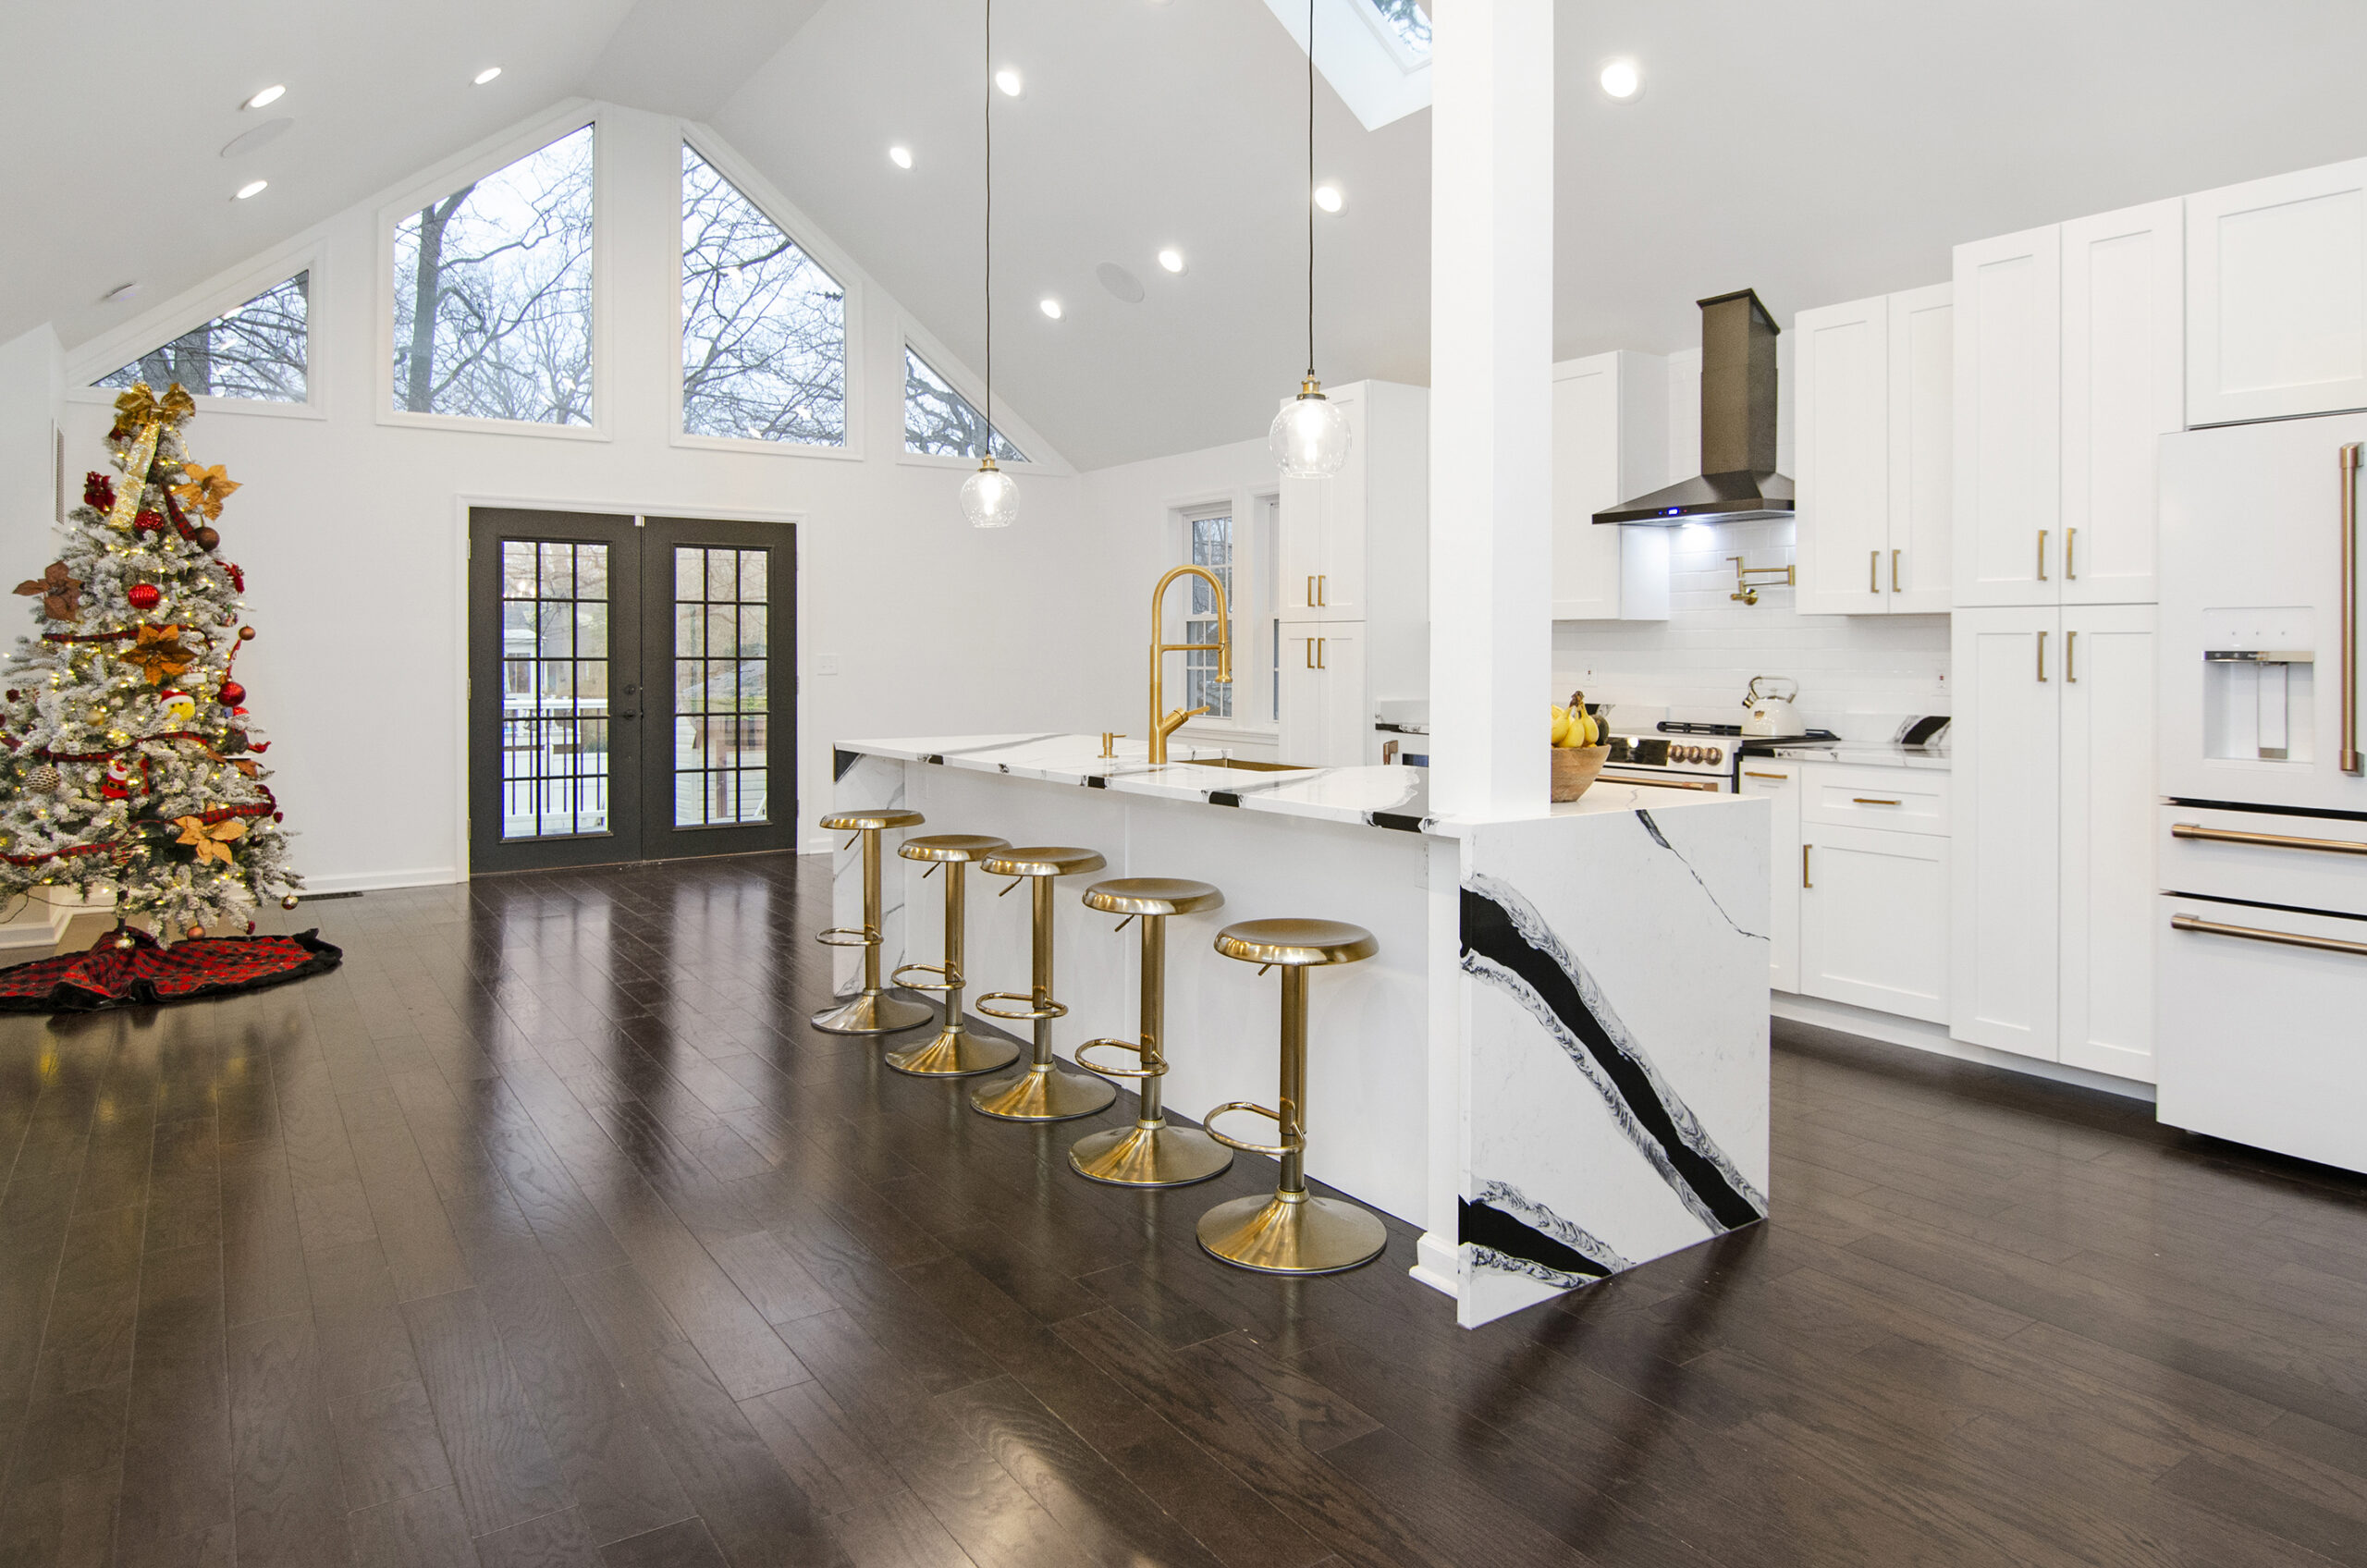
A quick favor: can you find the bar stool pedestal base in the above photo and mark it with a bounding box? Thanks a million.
[1070,1122,1232,1187]
[885,1022,1019,1077]
[1196,1189,1386,1275]
[970,1061,1116,1122]
[810,990,933,1036]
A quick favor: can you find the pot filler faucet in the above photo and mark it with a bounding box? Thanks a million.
[1148,565,1233,764]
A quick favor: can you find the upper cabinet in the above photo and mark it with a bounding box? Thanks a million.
[1277,379,1428,626]
[1793,284,1952,615]
[1551,350,1670,621]
[2188,158,2367,427]
[1953,207,2182,607]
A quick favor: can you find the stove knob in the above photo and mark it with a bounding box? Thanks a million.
[1708,747,1723,766]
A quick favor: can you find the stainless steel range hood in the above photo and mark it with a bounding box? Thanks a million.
[1596,288,1794,526]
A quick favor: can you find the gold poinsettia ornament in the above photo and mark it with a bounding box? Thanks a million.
[173,815,246,865]
[14,561,83,621]
[111,382,195,434]
[172,463,239,521]
[116,623,195,684]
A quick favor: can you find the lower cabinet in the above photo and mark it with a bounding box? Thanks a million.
[1762,759,1952,1026]
[1277,620,1366,766]
[1740,764,1800,991]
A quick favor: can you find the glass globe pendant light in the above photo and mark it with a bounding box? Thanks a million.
[1269,0,1351,479]
[962,0,1021,528]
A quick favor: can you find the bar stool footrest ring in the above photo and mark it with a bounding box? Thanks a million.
[1077,1037,1165,1081]
[816,925,881,949]
[975,990,1070,1023]
[1204,1101,1297,1159]
[890,962,960,993]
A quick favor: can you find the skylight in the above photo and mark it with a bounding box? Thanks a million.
[1259,0,1430,130]
[1368,0,1430,57]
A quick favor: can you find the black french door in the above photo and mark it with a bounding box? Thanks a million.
[468,508,795,873]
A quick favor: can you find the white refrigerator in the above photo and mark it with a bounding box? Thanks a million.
[2157,413,2367,1174]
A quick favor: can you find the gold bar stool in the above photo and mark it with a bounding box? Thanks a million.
[1069,878,1233,1187]
[884,834,1021,1077]
[1198,918,1387,1275]
[811,808,934,1035]
[970,847,1118,1122]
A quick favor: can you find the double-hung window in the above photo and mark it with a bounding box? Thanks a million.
[1183,510,1234,720]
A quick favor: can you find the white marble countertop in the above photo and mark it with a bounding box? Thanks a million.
[1766,742,1953,771]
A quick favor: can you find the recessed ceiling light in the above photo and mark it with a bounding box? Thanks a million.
[995,67,1023,97]
[1039,297,1063,320]
[888,144,914,169]
[235,179,269,201]
[1599,58,1642,99]
[101,283,141,305]
[1313,184,1343,214]
[242,84,286,111]
[472,66,503,86]
[1157,248,1185,275]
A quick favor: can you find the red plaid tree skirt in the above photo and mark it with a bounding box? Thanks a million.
[0,926,342,1012]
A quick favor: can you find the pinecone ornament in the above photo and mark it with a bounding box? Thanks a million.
[23,764,60,793]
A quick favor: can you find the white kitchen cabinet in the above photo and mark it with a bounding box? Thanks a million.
[2057,606,2156,1079]
[2061,201,2183,606]
[1551,350,1670,620]
[1800,823,1950,1024]
[1954,226,2063,606]
[1277,620,1366,767]
[1887,284,1956,612]
[1740,762,1800,991]
[2187,158,2367,428]
[1277,380,1427,625]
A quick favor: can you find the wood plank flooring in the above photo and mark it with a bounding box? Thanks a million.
[1,851,2363,1566]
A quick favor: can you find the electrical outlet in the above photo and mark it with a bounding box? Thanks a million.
[816,655,841,676]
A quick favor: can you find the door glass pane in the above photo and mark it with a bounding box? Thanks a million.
[499,539,611,840]
[673,545,770,827]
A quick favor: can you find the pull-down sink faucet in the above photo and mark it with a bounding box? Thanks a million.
[1147,565,1233,764]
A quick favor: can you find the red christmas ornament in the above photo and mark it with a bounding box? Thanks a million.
[132,509,164,534]
[82,472,115,511]
[127,583,161,610]
[216,680,246,705]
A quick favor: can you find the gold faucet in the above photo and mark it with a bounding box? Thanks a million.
[1147,565,1233,764]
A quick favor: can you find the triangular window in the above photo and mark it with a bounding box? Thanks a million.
[96,272,308,403]
[393,124,595,424]
[903,348,1024,461]
[681,143,848,446]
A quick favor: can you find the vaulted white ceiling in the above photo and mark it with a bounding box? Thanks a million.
[9,1,2367,471]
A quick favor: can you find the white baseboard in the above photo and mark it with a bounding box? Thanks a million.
[302,866,460,895]
[1772,991,2155,1103]
[1409,1231,1457,1298]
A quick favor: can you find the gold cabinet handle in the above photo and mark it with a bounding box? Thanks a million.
[1316,637,1327,670]
[1306,575,1316,607]
[1870,549,1880,593]
[2344,444,2361,775]
[2038,529,2049,582]
[1743,770,1788,780]
[1304,638,1315,669]
[2171,822,2367,856]
[1852,797,1902,806]
[1802,843,1812,888]
[2172,913,2367,959]
[1892,548,1901,594]
[2067,527,2078,582]
[2067,629,2078,682]
[2037,629,2048,682]
[1318,574,1328,606]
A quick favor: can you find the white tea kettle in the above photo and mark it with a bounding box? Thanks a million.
[1741,676,1806,738]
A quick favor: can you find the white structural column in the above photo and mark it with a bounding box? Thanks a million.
[1426,0,1554,819]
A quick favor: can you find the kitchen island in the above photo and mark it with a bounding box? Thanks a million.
[833,733,1772,1326]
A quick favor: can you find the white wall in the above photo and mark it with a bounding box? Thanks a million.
[33,102,1138,890]
[1553,345,1953,734]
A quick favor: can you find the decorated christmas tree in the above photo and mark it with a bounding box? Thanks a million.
[0,383,302,939]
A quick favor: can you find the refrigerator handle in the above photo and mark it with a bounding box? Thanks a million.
[2344,443,2362,776]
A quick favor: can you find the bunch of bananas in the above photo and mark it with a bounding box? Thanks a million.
[1552,691,1601,749]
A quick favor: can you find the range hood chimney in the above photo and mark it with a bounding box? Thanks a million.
[1595,288,1794,526]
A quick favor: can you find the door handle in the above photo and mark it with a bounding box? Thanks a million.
[1892,548,1901,594]
[2171,822,2367,856]
[1801,844,1812,888]
[2066,629,2078,683]
[2037,630,2047,682]
[2343,444,2361,775]
[1870,549,1879,594]
[2172,913,2367,959]
[2037,529,2049,582]
[2066,527,2078,582]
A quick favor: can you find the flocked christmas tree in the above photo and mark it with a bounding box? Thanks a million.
[0,383,301,938]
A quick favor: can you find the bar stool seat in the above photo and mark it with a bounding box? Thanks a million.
[812,808,932,1035]
[1198,917,1386,1275]
[971,847,1117,1122]
[1069,877,1231,1187]
[885,834,1018,1078]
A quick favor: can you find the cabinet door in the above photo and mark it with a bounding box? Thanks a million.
[1887,283,1955,612]
[1741,762,1801,991]
[1799,825,1949,1023]
[1551,354,1669,620]
[2058,606,2156,1082]
[2062,201,2182,606]
[1954,226,2063,606]
[1312,625,1365,766]
[1794,297,1892,616]
[1274,389,1366,624]
[1950,606,2063,1059]
[2188,159,2367,427]
[1277,620,1323,763]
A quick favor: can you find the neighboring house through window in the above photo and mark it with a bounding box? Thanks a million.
[97,272,309,403]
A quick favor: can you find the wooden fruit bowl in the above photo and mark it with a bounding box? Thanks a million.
[1551,744,1611,802]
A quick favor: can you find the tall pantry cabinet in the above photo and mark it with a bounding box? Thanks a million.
[1949,200,2179,1081]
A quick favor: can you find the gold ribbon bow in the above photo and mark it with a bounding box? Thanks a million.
[116,623,194,684]
[173,815,247,865]
[111,383,195,433]
[172,463,240,521]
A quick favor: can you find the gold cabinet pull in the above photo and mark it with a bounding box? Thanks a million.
[1892,548,1901,594]
[1306,574,1316,607]
[1304,638,1315,669]
[1742,770,1788,780]
[1852,797,1902,806]
[2171,822,2367,856]
[1802,844,1812,888]
[2172,913,2367,959]
[2344,444,2361,775]
[2067,629,2078,683]
[2067,527,2078,581]
[1317,637,1327,669]
[2037,629,2048,682]
[1870,549,1880,593]
[2037,529,2049,582]
[1318,574,1328,606]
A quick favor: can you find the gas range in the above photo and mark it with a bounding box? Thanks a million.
[1600,721,1842,792]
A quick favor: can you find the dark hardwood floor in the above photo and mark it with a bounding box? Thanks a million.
[3,851,2365,1567]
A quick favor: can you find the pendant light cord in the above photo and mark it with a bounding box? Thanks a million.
[1305,0,1316,381]
[983,0,996,456]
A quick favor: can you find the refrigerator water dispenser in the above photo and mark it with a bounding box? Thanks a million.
[2200,606,2317,762]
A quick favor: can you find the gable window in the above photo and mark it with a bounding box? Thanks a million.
[97,272,308,404]
[392,123,595,425]
[903,347,1023,460]
[681,142,847,446]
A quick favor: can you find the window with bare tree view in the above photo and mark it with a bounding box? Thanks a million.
[98,272,309,403]
[903,347,1024,460]
[392,124,595,425]
[681,143,846,446]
